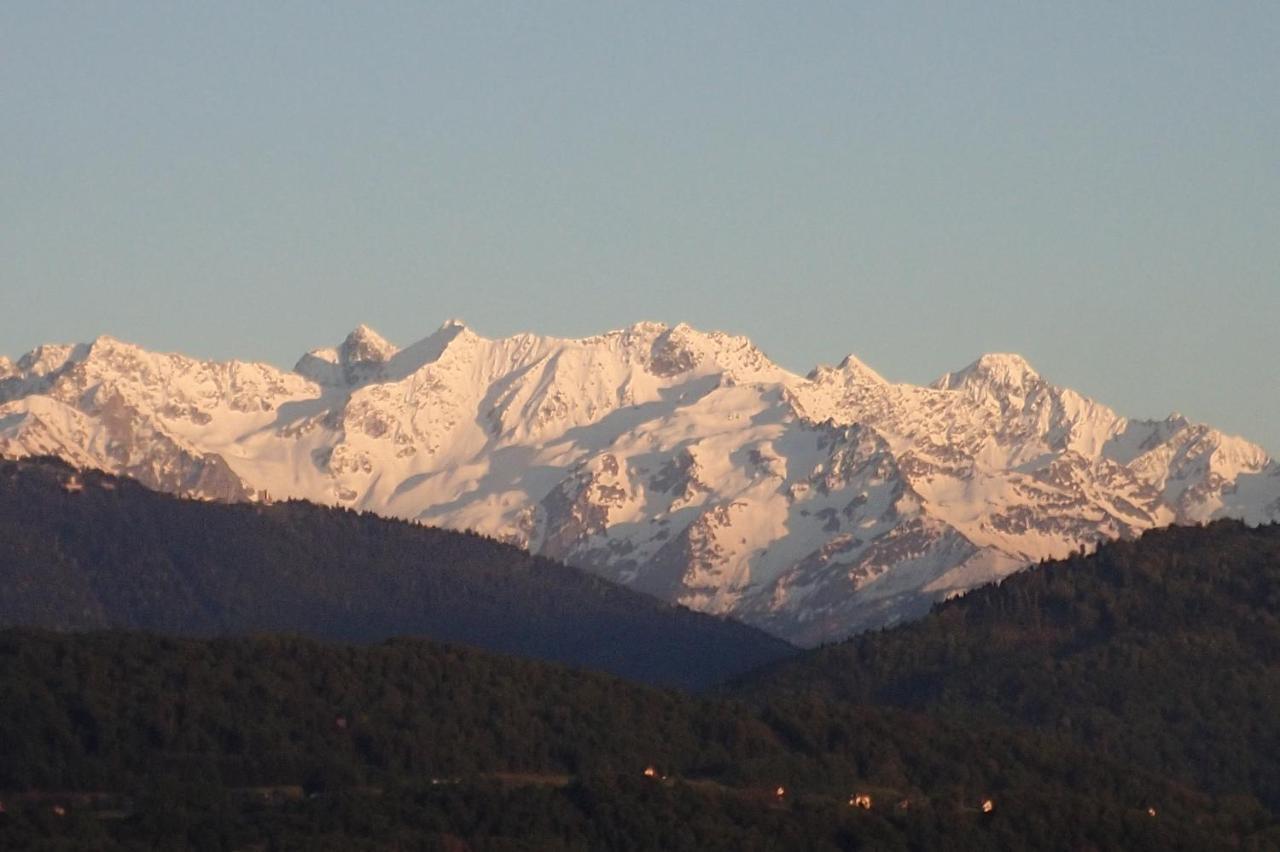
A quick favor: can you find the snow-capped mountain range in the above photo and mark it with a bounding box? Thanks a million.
[3,321,1277,644]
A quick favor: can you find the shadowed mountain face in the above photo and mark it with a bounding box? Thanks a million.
[732,520,1280,810]
[2,512,1279,846]
[0,456,793,690]
[4,560,1280,850]
[3,322,1278,643]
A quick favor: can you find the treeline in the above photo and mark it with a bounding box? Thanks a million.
[6,455,1280,847]
[738,520,1280,810]
[0,629,1272,850]
[0,456,792,689]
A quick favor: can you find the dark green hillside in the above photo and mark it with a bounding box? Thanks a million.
[6,457,1280,847]
[1,629,1270,850]
[0,456,792,689]
[736,521,1280,809]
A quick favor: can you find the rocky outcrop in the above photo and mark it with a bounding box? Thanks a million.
[3,321,1277,644]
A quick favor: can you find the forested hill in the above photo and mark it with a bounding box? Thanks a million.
[733,520,1280,809]
[0,456,792,689]
[2,629,1273,850]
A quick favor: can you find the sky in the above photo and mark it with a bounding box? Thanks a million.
[3,2,1278,452]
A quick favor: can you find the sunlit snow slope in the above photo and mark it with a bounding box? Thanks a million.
[3,321,1277,644]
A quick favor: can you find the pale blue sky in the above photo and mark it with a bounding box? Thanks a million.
[3,2,1278,451]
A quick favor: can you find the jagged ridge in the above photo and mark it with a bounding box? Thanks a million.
[2,321,1277,643]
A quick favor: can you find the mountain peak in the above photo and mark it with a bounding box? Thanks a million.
[807,354,887,386]
[836,354,886,384]
[89,333,129,349]
[383,319,479,378]
[341,325,397,365]
[295,325,399,385]
[7,321,1279,647]
[646,322,780,381]
[15,342,89,379]
[934,352,1041,393]
[624,320,669,335]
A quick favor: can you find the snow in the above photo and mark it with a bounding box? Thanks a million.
[2,320,1277,644]
[933,352,1041,393]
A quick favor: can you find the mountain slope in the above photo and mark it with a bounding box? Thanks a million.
[2,628,1273,850]
[3,321,1277,643]
[0,456,793,689]
[732,520,1280,809]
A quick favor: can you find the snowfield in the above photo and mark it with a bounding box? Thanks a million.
[3,320,1277,644]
